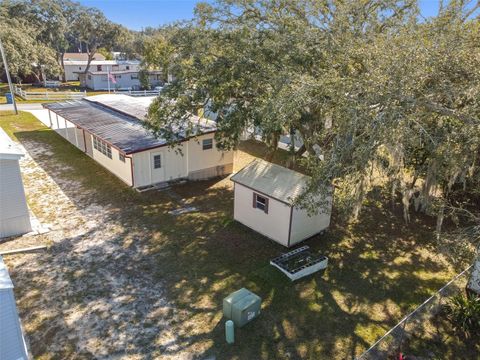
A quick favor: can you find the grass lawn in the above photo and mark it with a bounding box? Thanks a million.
[0,111,472,359]
[402,308,480,358]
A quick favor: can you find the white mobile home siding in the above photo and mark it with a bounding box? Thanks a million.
[87,73,141,90]
[187,134,234,180]
[132,135,233,188]
[0,159,31,238]
[64,65,83,81]
[233,184,291,246]
[91,143,133,186]
[132,144,187,187]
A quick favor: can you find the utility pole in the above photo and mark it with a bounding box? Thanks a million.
[0,37,18,115]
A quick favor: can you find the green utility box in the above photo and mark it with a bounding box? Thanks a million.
[223,288,261,327]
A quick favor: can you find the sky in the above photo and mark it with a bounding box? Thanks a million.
[76,1,450,31]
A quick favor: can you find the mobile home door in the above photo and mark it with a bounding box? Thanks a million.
[150,152,165,184]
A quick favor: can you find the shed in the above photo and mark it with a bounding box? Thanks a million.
[0,256,29,360]
[231,159,332,247]
[0,128,31,238]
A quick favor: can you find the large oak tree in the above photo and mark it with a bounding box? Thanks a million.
[146,0,480,252]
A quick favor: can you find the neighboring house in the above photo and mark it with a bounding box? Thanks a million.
[78,69,162,91]
[63,52,106,62]
[65,59,141,82]
[231,159,332,247]
[43,94,234,188]
[62,52,106,81]
[0,128,31,238]
[0,256,29,360]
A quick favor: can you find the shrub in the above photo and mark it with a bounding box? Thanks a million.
[444,293,480,338]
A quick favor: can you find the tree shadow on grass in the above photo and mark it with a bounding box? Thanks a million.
[7,125,457,359]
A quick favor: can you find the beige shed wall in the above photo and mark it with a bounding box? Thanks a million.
[233,184,291,246]
[289,197,332,246]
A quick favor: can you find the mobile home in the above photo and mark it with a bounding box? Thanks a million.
[43,94,234,188]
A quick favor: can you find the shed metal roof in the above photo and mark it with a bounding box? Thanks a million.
[63,52,106,61]
[231,159,310,204]
[43,95,217,154]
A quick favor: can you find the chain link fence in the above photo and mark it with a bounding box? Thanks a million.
[356,265,473,360]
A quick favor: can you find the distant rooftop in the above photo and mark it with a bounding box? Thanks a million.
[65,59,140,66]
[231,159,310,204]
[63,52,106,61]
[0,128,24,160]
[43,95,217,154]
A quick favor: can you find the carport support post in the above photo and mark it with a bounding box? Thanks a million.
[48,110,52,128]
[64,118,69,141]
[56,114,59,129]
[74,126,79,147]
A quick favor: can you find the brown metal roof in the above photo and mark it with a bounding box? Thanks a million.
[43,97,217,154]
[63,52,106,61]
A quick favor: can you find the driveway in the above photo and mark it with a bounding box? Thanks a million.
[0,103,44,111]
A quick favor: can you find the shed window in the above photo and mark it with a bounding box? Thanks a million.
[253,193,269,213]
[93,136,112,159]
[202,138,213,150]
[119,153,125,162]
[153,155,162,169]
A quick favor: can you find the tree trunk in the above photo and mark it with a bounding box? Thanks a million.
[83,47,97,75]
[60,52,66,82]
[265,132,280,162]
[32,71,42,85]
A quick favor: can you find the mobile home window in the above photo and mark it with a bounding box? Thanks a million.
[153,155,162,169]
[126,66,130,70]
[119,153,126,162]
[97,65,102,71]
[93,136,112,159]
[202,138,213,150]
[253,193,269,214]
[131,74,138,80]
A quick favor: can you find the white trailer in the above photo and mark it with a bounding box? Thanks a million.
[0,128,31,238]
